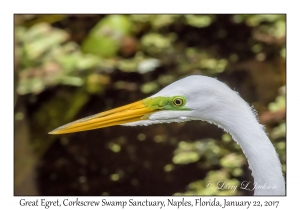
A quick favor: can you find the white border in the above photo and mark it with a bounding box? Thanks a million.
[2,0,298,209]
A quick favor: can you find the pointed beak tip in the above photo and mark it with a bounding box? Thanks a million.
[47,100,155,135]
[48,128,61,135]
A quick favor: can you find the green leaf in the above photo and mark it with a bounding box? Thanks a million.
[81,15,132,58]
[185,15,213,28]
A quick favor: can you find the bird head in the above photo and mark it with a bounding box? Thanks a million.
[49,75,236,134]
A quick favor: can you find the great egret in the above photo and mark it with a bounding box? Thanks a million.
[49,75,285,195]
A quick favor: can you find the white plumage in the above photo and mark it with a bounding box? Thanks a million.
[124,75,285,195]
[50,75,285,195]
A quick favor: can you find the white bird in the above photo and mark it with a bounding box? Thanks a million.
[49,75,285,195]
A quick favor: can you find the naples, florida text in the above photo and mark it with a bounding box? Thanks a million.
[19,198,280,209]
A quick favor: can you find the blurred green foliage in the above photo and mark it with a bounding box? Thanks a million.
[82,15,132,57]
[16,23,103,95]
[14,14,286,196]
[185,15,214,28]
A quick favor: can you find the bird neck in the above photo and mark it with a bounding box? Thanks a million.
[217,104,285,195]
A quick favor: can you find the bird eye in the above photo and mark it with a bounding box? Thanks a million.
[173,97,184,106]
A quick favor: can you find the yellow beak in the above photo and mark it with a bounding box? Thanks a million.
[49,100,156,134]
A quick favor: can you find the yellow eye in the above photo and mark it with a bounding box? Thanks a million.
[173,98,184,106]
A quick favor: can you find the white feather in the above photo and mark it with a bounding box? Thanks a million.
[123,75,285,195]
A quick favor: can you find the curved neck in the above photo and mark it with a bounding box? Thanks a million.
[216,103,285,195]
[210,98,285,195]
[229,121,285,195]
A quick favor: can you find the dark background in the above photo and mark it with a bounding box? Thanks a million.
[14,14,286,196]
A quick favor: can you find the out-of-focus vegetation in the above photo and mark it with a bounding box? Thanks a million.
[14,14,286,196]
